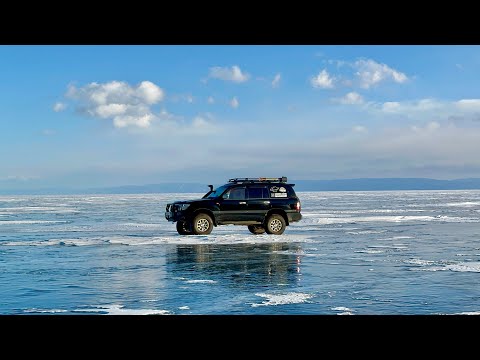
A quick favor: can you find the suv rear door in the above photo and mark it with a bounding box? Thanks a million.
[246,186,271,222]
[268,184,296,212]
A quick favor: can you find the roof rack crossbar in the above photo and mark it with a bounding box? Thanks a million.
[228,177,287,183]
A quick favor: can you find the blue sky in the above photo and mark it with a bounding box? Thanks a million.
[2,45,480,189]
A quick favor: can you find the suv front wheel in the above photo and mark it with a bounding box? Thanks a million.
[192,213,213,235]
[265,214,286,235]
[176,221,192,235]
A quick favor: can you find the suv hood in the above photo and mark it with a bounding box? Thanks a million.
[173,198,213,205]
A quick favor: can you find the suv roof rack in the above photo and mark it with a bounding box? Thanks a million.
[228,177,288,184]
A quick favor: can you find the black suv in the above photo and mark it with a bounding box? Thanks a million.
[165,177,302,235]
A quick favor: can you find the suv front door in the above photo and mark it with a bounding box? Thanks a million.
[217,186,248,224]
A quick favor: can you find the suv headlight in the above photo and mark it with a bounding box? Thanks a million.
[177,203,190,211]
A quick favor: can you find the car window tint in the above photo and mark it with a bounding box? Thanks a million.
[248,187,266,199]
[225,187,246,200]
[262,187,269,199]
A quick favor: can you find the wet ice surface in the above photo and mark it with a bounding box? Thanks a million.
[2,190,480,315]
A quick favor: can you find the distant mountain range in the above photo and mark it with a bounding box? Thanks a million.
[3,178,480,195]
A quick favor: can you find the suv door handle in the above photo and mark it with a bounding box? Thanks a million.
[263,201,270,204]
[239,201,246,204]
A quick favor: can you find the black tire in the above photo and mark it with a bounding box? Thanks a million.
[265,214,286,235]
[192,213,213,235]
[176,221,192,235]
[248,225,266,235]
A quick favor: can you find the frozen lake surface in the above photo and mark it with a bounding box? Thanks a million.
[1,190,480,315]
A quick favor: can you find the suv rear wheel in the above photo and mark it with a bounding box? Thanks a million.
[248,225,266,235]
[176,221,192,235]
[192,213,213,235]
[265,214,286,235]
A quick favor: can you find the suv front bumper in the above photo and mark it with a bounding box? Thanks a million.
[165,204,187,222]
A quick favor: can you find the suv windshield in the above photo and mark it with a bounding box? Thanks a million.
[205,185,229,199]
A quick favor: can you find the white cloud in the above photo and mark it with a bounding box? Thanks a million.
[66,80,164,128]
[53,102,67,112]
[456,99,480,111]
[230,97,239,109]
[354,59,408,89]
[94,103,129,118]
[190,116,218,134]
[338,92,364,105]
[363,97,480,125]
[113,113,155,129]
[133,112,221,137]
[272,73,281,88]
[411,121,440,132]
[207,96,215,104]
[311,69,334,89]
[427,121,440,131]
[192,116,209,128]
[208,65,250,83]
[376,98,445,115]
[193,118,480,180]
[158,108,178,121]
[135,81,164,104]
[352,125,367,133]
[381,101,401,113]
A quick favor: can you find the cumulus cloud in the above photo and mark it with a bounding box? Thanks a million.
[230,96,239,109]
[66,80,164,128]
[207,96,215,104]
[113,113,155,129]
[311,69,334,89]
[53,102,67,112]
[354,59,408,89]
[208,65,249,83]
[135,81,164,104]
[272,73,281,88]
[338,92,364,105]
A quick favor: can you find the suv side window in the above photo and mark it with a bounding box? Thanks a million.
[247,186,268,199]
[224,187,246,200]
